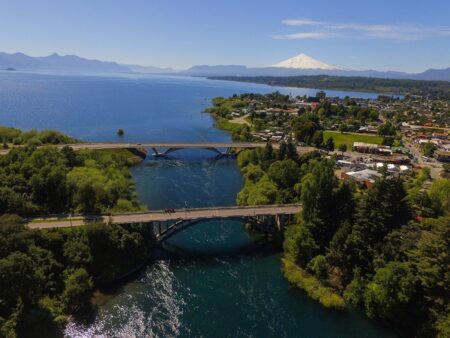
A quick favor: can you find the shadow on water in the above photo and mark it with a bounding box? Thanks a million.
[155,236,280,261]
[96,232,280,296]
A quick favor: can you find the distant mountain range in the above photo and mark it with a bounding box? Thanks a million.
[0,52,176,74]
[1,51,449,81]
[180,53,450,81]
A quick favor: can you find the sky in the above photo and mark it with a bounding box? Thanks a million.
[0,0,449,72]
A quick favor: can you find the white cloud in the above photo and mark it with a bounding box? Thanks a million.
[272,32,332,40]
[276,18,450,40]
[282,19,326,26]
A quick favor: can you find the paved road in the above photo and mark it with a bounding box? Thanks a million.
[27,204,303,229]
[0,142,316,155]
[403,140,443,179]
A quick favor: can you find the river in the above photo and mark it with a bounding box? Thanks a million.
[0,71,396,337]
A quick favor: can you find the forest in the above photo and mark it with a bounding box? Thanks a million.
[0,145,144,215]
[0,216,152,337]
[236,143,449,337]
[0,134,151,337]
[210,75,450,100]
[0,126,78,147]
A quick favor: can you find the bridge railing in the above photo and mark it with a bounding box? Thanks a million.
[26,204,302,222]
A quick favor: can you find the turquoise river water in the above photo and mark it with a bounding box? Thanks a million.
[0,71,396,337]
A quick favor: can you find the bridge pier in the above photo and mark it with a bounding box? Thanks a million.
[275,214,286,231]
[244,213,291,234]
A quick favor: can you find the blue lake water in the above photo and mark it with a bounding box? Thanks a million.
[0,71,395,337]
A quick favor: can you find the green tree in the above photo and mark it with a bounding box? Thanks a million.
[311,131,324,148]
[377,121,396,136]
[338,143,347,155]
[324,137,335,151]
[343,176,411,274]
[267,160,300,190]
[61,268,93,314]
[364,262,416,320]
[409,216,450,325]
[300,160,352,251]
[237,176,278,206]
[307,255,328,279]
[423,142,437,157]
[261,142,275,168]
[283,222,319,266]
[292,113,321,144]
[339,124,348,133]
[63,236,92,268]
[0,252,40,316]
[242,164,265,183]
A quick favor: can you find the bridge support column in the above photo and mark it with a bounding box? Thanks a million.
[275,214,288,231]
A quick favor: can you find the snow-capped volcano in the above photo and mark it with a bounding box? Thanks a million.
[272,53,340,70]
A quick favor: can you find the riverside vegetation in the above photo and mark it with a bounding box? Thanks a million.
[236,143,449,337]
[210,75,450,100]
[0,127,152,337]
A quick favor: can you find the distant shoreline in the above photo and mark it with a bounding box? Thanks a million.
[207,74,450,99]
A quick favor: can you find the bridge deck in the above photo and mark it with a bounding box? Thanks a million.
[27,204,302,229]
[0,142,316,155]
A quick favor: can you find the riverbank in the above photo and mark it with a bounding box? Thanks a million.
[0,127,155,337]
[233,136,450,337]
[282,259,345,309]
[208,75,450,100]
[96,147,148,164]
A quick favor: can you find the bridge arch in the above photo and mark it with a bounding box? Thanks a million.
[151,146,234,159]
[156,216,245,242]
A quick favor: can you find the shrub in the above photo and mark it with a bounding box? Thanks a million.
[282,259,346,310]
[307,255,328,279]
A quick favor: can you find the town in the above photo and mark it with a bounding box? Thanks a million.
[205,91,449,185]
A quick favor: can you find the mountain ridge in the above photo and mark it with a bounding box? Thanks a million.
[0,52,175,74]
[0,51,448,81]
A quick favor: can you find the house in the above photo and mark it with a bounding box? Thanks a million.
[434,150,450,162]
[336,160,353,167]
[270,135,283,142]
[353,142,392,155]
[266,108,283,114]
[357,126,378,134]
[432,132,449,140]
[341,169,381,188]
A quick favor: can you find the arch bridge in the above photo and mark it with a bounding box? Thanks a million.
[1,142,316,158]
[27,204,302,242]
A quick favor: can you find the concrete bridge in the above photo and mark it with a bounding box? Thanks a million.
[27,204,302,242]
[0,142,316,158]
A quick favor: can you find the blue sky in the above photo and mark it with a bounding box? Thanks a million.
[0,0,449,72]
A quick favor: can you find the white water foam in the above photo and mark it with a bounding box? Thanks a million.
[65,261,187,338]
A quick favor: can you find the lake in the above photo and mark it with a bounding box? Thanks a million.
[0,71,395,337]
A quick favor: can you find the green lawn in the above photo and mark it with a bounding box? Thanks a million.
[214,117,243,132]
[323,131,383,149]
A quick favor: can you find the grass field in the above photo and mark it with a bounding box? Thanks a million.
[214,117,244,132]
[323,131,383,149]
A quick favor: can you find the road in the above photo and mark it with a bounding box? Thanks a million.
[0,142,316,155]
[403,139,443,179]
[27,204,303,229]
